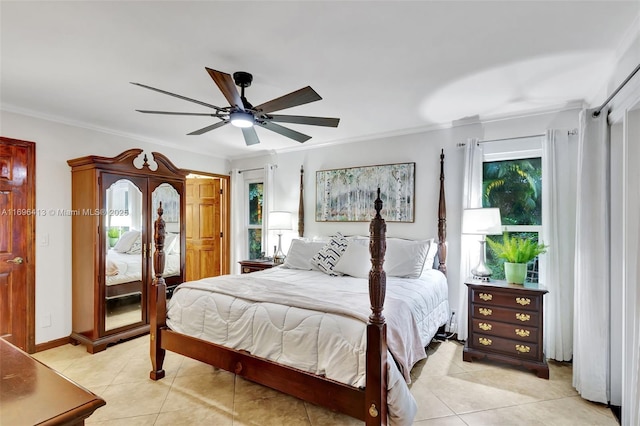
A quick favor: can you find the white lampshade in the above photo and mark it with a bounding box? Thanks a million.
[462,208,502,235]
[268,211,293,231]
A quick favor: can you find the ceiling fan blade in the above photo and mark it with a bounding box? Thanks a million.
[257,121,312,143]
[266,114,340,127]
[136,110,221,117]
[254,86,322,114]
[187,120,229,135]
[205,68,244,111]
[242,127,260,146]
[131,82,223,111]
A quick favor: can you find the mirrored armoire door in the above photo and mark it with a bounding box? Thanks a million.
[68,149,187,353]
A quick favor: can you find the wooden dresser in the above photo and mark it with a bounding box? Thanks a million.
[463,279,549,379]
[239,259,277,274]
[0,338,106,424]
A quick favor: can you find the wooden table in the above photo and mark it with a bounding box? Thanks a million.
[0,338,106,425]
[238,259,277,274]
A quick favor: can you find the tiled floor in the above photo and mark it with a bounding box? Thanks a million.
[33,337,618,425]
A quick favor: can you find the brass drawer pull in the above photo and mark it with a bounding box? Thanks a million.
[515,344,531,353]
[516,313,531,322]
[243,267,251,273]
[515,328,530,337]
[478,308,492,316]
[516,297,531,306]
[479,293,493,301]
[479,322,492,331]
[479,337,492,346]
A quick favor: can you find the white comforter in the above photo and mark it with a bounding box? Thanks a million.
[106,250,180,286]
[167,267,449,425]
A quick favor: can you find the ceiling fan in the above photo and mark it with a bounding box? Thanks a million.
[131,68,340,146]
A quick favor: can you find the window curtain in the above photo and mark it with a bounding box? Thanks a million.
[262,164,275,257]
[542,130,577,361]
[456,139,483,340]
[573,108,610,403]
[622,107,640,425]
[230,169,244,275]
[627,212,640,425]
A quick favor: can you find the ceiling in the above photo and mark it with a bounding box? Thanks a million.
[1,1,638,159]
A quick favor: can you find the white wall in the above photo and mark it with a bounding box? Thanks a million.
[230,109,580,319]
[1,110,229,345]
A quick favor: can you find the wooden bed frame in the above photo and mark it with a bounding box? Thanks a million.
[149,150,447,425]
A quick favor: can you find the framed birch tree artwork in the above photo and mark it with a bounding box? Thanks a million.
[315,162,415,222]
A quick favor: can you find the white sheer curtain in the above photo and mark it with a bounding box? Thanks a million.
[542,130,577,361]
[456,139,483,340]
[262,164,275,257]
[573,108,610,403]
[230,169,245,275]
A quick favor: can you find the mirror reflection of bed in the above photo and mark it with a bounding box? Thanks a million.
[104,180,182,331]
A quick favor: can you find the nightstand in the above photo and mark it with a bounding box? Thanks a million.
[239,259,277,274]
[463,279,549,379]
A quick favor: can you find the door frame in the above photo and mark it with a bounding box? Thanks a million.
[184,170,231,275]
[1,137,36,353]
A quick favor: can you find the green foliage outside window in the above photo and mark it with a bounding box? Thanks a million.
[483,158,542,225]
[248,182,264,258]
[483,157,543,282]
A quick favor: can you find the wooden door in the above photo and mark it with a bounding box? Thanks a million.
[185,177,225,281]
[0,137,35,352]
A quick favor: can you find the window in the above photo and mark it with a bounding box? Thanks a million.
[482,137,543,282]
[247,181,264,259]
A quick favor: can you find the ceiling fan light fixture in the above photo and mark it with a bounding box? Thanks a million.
[230,111,254,128]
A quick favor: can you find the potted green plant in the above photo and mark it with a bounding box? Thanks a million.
[107,227,120,248]
[486,233,548,284]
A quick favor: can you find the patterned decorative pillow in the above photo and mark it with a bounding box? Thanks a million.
[310,232,349,275]
[127,235,143,254]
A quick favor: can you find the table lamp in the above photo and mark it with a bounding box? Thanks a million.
[268,211,292,265]
[462,207,502,281]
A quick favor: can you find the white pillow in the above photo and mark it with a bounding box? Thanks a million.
[384,238,432,278]
[424,239,439,270]
[333,242,371,278]
[282,240,326,270]
[310,232,349,276]
[113,230,141,253]
[164,233,179,254]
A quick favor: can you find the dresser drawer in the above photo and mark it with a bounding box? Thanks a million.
[471,318,538,343]
[472,304,540,326]
[470,333,540,360]
[471,288,540,311]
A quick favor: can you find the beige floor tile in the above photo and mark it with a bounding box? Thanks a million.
[426,373,540,414]
[32,336,617,425]
[459,395,618,426]
[414,415,468,425]
[410,384,456,421]
[31,342,89,371]
[304,402,363,426]
[233,375,287,403]
[160,369,235,413]
[155,405,234,425]
[233,393,311,425]
[88,378,172,422]
[86,414,158,425]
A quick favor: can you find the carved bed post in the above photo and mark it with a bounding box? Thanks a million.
[149,202,167,380]
[298,165,304,237]
[366,188,388,426]
[438,149,447,275]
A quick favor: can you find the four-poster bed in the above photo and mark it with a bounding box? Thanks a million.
[148,151,448,424]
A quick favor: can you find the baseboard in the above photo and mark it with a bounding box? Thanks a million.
[608,404,621,424]
[34,336,71,353]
